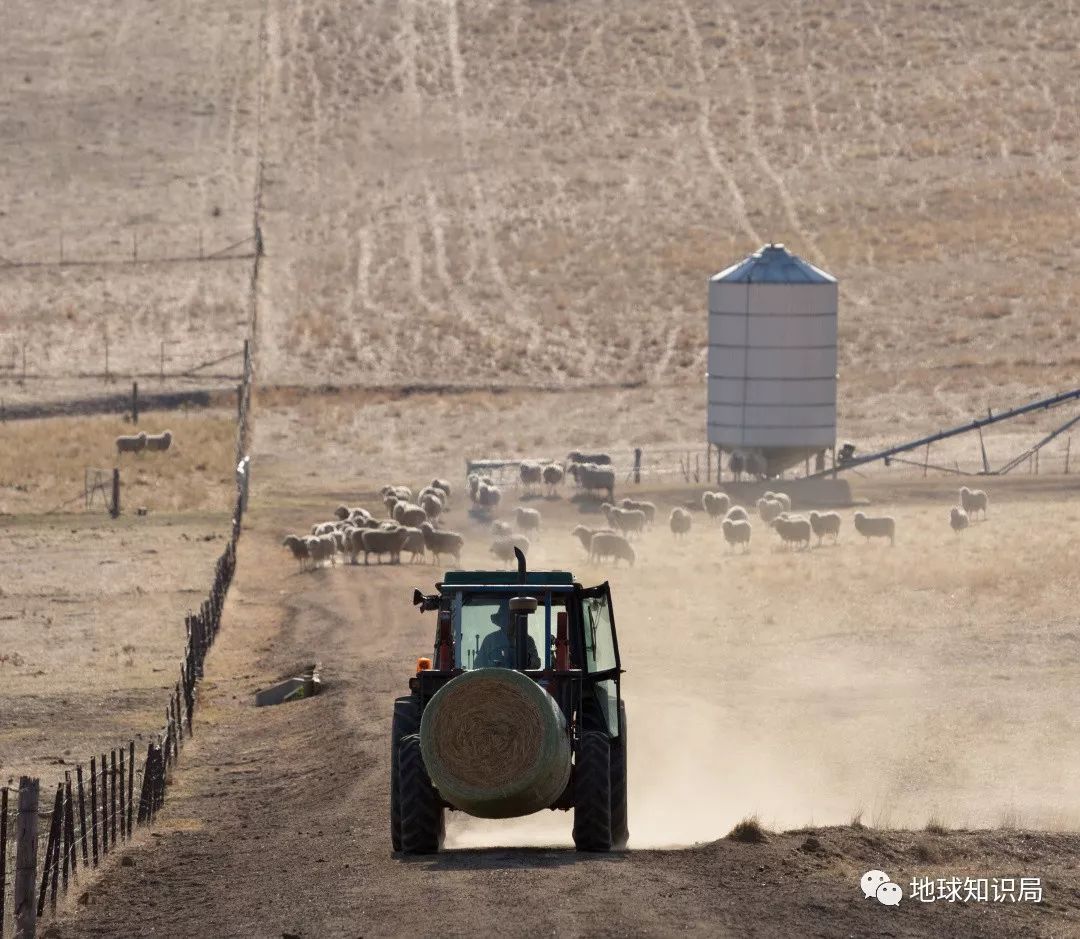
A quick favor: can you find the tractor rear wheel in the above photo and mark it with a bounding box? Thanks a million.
[610,702,628,849]
[572,732,612,852]
[398,733,444,854]
[390,696,421,851]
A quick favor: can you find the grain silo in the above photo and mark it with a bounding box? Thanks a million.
[707,244,838,478]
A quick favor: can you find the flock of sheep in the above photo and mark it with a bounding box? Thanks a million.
[281,479,464,569]
[278,448,993,573]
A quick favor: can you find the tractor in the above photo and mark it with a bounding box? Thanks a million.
[392,549,627,854]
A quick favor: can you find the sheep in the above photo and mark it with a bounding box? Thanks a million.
[476,483,502,512]
[491,535,531,566]
[145,430,172,452]
[515,506,542,537]
[282,535,310,571]
[568,451,612,466]
[491,520,512,537]
[358,526,408,565]
[808,510,842,546]
[305,534,337,567]
[519,461,543,492]
[348,507,373,523]
[610,507,647,538]
[333,529,349,554]
[669,507,692,538]
[419,491,445,521]
[853,511,896,545]
[772,515,811,550]
[619,498,656,525]
[467,473,482,500]
[959,486,989,520]
[420,522,464,565]
[384,495,401,514]
[311,521,337,536]
[335,504,369,521]
[379,520,400,530]
[724,506,749,523]
[767,491,792,512]
[393,501,428,528]
[589,531,636,566]
[116,432,148,454]
[542,462,565,496]
[721,518,752,552]
[401,526,426,563]
[701,491,731,520]
[431,478,452,501]
[571,525,614,554]
[950,506,970,534]
[757,497,785,524]
[571,463,615,500]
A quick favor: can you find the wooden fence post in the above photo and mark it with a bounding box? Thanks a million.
[61,773,73,889]
[14,778,39,939]
[0,786,7,934]
[45,784,63,912]
[110,751,117,847]
[131,381,139,425]
[89,758,99,866]
[76,765,89,869]
[110,469,120,520]
[100,754,109,855]
[127,741,135,838]
[118,749,126,842]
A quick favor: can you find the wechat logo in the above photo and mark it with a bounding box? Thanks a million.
[861,870,903,906]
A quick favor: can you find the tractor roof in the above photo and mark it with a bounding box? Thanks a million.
[440,570,574,588]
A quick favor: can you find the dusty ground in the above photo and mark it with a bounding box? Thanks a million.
[47,416,1080,936]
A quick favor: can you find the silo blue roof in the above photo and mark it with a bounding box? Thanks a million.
[710,244,836,284]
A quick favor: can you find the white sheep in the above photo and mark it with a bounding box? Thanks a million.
[491,535,531,566]
[721,518,752,552]
[401,526,426,563]
[724,506,749,523]
[145,430,172,452]
[571,525,614,554]
[959,486,989,520]
[610,507,646,538]
[431,478,452,502]
[491,520,512,537]
[282,535,310,571]
[475,483,502,512]
[589,531,636,567]
[772,514,811,550]
[950,506,969,534]
[808,511,842,546]
[419,491,445,521]
[393,501,428,528]
[669,507,692,538]
[305,534,337,567]
[515,506,542,537]
[768,491,792,512]
[519,461,543,492]
[542,463,564,496]
[358,526,408,565]
[420,522,464,565]
[701,491,731,520]
[115,432,148,454]
[619,498,656,525]
[311,521,337,536]
[853,511,896,546]
[757,497,785,524]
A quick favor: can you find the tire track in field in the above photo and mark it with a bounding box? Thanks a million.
[676,0,761,245]
[716,3,820,258]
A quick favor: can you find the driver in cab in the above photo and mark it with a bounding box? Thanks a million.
[475,603,541,669]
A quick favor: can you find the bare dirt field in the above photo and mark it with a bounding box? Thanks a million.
[51,428,1080,937]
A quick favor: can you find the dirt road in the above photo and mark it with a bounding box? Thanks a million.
[54,492,1080,938]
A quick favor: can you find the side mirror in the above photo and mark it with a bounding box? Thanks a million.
[412,589,423,607]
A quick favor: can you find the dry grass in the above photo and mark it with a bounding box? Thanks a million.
[0,409,239,514]
[728,816,769,844]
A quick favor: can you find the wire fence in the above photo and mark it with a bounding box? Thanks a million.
[0,344,252,938]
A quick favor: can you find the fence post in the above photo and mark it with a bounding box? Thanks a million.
[0,786,7,934]
[110,469,120,520]
[110,751,117,847]
[14,778,39,939]
[117,749,126,842]
[131,381,139,425]
[127,741,135,838]
[62,773,74,888]
[100,754,109,855]
[76,765,89,868]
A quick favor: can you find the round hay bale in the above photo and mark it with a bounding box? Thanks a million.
[419,668,571,818]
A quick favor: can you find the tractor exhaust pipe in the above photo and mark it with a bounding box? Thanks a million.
[515,546,527,582]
